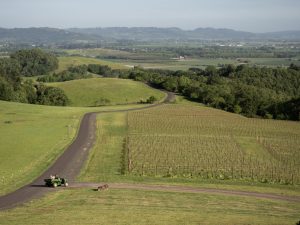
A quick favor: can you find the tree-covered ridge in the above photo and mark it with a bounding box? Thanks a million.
[121,64,300,121]
[0,49,68,106]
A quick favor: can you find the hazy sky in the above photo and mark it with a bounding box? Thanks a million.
[0,0,300,32]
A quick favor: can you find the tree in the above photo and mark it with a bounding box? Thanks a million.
[0,58,21,84]
[35,84,69,106]
[146,96,158,104]
[11,49,58,76]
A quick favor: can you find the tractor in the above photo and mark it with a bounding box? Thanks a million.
[44,176,68,188]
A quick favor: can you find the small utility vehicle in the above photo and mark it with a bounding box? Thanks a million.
[44,176,68,188]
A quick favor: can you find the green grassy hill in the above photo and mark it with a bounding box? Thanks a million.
[48,78,166,107]
[0,101,148,196]
[0,101,88,195]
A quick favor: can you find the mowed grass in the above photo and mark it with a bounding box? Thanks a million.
[79,110,300,196]
[127,104,300,184]
[48,78,166,107]
[57,56,126,72]
[0,100,151,196]
[79,113,127,182]
[1,188,299,225]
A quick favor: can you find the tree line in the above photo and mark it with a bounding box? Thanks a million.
[120,64,300,121]
[0,49,69,106]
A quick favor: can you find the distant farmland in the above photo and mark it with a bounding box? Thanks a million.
[126,104,300,184]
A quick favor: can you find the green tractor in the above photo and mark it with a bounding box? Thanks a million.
[44,176,68,188]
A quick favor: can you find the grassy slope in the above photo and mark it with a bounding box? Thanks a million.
[1,99,300,224]
[0,100,151,196]
[57,56,126,72]
[0,189,299,225]
[48,78,166,107]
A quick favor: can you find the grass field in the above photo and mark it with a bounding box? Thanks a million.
[126,104,300,184]
[0,188,299,225]
[57,56,126,72]
[0,101,87,195]
[48,78,166,107]
[0,100,151,196]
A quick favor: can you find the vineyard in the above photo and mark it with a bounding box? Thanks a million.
[126,104,300,184]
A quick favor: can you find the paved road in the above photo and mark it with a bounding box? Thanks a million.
[1,91,299,210]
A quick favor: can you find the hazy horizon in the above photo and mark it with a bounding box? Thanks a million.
[1,0,300,33]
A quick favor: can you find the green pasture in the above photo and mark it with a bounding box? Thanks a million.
[0,189,299,225]
[48,78,166,107]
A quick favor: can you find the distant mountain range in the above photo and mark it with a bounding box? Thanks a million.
[0,27,96,44]
[0,27,300,44]
[69,27,300,41]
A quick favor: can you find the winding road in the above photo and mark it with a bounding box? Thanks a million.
[0,91,299,210]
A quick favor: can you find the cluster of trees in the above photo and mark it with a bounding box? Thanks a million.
[37,65,92,82]
[37,64,122,83]
[0,49,69,106]
[119,64,300,121]
[10,49,58,76]
[87,64,123,77]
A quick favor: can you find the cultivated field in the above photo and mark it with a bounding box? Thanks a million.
[48,78,165,107]
[62,48,300,70]
[126,104,300,184]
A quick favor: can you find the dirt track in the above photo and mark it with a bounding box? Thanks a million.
[0,91,299,210]
[70,182,300,203]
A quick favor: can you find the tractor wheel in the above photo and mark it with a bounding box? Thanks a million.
[65,183,68,187]
[53,183,58,188]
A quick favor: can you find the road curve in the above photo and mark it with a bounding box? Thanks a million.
[1,91,299,210]
[0,92,174,210]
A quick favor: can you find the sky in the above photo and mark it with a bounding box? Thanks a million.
[0,0,300,32]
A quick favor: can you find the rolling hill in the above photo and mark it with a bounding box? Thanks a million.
[48,78,166,107]
[1,27,300,45]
